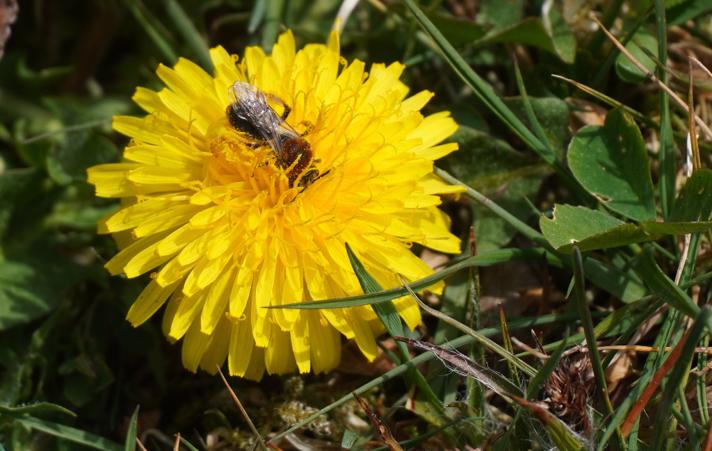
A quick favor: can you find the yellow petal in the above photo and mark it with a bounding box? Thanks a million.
[308,312,341,373]
[228,316,254,377]
[290,314,310,373]
[104,231,168,276]
[87,163,139,198]
[167,291,206,340]
[199,317,231,374]
[126,279,180,327]
[265,328,297,375]
[200,266,234,334]
[182,321,213,372]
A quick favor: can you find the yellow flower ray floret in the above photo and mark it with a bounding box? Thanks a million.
[88,30,461,379]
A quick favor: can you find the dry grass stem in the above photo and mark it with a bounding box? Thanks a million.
[216,366,268,451]
[590,14,712,140]
[598,345,712,354]
[511,336,548,359]
[691,55,712,80]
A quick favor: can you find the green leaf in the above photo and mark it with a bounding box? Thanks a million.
[543,2,577,64]
[0,247,86,330]
[477,0,525,30]
[505,96,570,160]
[0,169,42,241]
[540,204,624,249]
[13,417,122,451]
[60,352,115,407]
[476,12,576,64]
[634,247,699,318]
[615,30,658,83]
[427,12,486,47]
[40,98,124,185]
[584,257,646,303]
[568,109,656,221]
[45,184,118,231]
[340,429,366,449]
[46,133,117,185]
[541,204,712,252]
[442,126,551,252]
[670,169,712,222]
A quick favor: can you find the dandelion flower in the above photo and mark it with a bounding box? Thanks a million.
[87,30,461,380]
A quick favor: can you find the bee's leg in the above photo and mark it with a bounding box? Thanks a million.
[298,120,314,134]
[265,93,291,120]
[280,103,292,121]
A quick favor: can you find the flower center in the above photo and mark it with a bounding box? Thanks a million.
[205,132,300,207]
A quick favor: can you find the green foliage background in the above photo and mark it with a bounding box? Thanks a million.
[1,0,712,449]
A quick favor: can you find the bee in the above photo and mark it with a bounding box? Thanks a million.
[226,81,318,187]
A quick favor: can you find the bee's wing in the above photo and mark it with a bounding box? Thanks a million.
[229,82,286,155]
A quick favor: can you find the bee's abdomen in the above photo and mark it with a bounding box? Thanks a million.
[281,138,315,186]
[226,104,264,141]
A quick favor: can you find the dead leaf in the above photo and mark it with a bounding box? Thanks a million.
[397,337,523,398]
[606,351,634,393]
[567,97,607,128]
[0,0,18,60]
[353,393,404,451]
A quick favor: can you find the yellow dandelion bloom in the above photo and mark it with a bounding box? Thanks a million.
[87,30,462,380]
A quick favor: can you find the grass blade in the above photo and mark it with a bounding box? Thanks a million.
[124,406,139,451]
[401,0,589,199]
[512,56,552,151]
[435,168,547,245]
[571,247,623,449]
[511,396,587,451]
[498,305,522,387]
[346,244,447,417]
[400,0,548,160]
[248,0,266,34]
[179,437,200,451]
[651,307,712,448]
[261,0,285,49]
[655,0,675,217]
[275,247,550,310]
[635,247,700,318]
[406,282,537,377]
[267,311,578,446]
[552,74,655,127]
[164,0,212,71]
[125,0,178,64]
[346,243,405,337]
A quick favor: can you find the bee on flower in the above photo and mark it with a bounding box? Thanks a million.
[87,29,462,380]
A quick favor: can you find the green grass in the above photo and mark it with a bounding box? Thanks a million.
[1,0,712,449]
